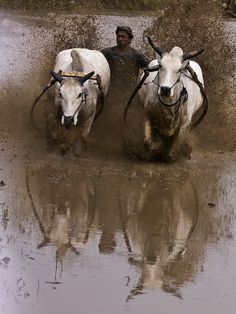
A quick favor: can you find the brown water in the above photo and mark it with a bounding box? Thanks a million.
[0,10,236,314]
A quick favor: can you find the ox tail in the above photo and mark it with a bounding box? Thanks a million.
[30,78,56,128]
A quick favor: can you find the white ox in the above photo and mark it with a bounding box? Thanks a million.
[50,48,110,147]
[139,37,206,161]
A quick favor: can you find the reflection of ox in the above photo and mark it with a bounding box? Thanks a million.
[26,170,96,258]
[49,48,110,153]
[121,174,199,299]
[138,37,207,160]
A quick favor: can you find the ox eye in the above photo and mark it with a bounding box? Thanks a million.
[59,91,63,98]
[77,93,82,98]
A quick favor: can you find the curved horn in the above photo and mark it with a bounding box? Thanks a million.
[79,71,95,85]
[147,36,165,57]
[183,48,204,61]
[143,65,160,73]
[50,71,63,83]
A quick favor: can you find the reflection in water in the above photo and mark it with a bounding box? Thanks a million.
[121,173,199,300]
[26,169,96,258]
[26,162,235,303]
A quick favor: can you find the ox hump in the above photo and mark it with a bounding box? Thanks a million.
[71,50,83,72]
[170,47,183,58]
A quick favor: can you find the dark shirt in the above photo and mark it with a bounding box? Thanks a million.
[101,46,149,89]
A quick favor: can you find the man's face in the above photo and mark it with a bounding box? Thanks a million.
[116,31,131,48]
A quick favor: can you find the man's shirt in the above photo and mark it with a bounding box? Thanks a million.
[101,46,149,89]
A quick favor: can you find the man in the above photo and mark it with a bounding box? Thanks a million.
[93,26,148,152]
[101,25,149,91]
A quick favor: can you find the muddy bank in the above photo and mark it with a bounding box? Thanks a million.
[1,0,235,14]
[0,0,159,11]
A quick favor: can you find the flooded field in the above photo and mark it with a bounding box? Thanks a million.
[0,9,236,314]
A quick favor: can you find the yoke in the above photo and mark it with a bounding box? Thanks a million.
[60,71,97,81]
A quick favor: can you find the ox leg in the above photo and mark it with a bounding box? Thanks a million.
[167,123,192,160]
[143,118,157,160]
[159,135,176,160]
[73,138,87,157]
[143,118,167,160]
[144,118,153,148]
[81,111,96,138]
[45,104,62,149]
[144,118,161,150]
[73,112,95,156]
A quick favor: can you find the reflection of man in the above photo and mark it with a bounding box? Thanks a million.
[101,26,149,91]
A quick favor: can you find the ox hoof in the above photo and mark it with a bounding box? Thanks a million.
[136,143,156,161]
[181,142,193,160]
[185,152,192,160]
[165,155,177,163]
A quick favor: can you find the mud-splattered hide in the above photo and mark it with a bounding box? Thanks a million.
[139,37,205,159]
[52,48,110,137]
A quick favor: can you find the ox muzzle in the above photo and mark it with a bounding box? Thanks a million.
[160,86,171,97]
[63,116,74,129]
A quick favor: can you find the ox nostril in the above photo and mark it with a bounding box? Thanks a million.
[161,86,171,96]
[64,116,74,128]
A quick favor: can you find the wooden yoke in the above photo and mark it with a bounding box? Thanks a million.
[60,71,97,81]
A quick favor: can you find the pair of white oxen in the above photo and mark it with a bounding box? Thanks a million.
[50,37,206,160]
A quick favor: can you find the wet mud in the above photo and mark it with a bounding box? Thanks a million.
[0,8,236,314]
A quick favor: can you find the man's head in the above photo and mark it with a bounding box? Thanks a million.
[115,26,134,48]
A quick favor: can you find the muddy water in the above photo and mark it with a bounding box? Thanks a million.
[0,10,236,314]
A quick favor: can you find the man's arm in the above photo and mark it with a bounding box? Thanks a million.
[136,51,150,69]
[100,47,111,59]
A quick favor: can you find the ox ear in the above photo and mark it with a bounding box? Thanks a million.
[50,71,63,83]
[79,71,95,85]
[147,36,165,57]
[183,48,204,61]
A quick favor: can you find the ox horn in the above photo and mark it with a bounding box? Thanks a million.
[79,71,95,85]
[183,48,204,61]
[50,71,63,83]
[147,36,165,57]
